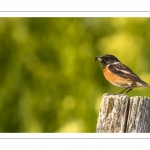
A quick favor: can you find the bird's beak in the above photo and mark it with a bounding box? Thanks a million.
[95,56,102,61]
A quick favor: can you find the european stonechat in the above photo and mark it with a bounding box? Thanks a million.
[95,54,150,94]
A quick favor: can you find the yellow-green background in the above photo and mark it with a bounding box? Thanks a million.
[0,18,150,132]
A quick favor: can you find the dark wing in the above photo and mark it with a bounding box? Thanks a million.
[108,63,150,87]
[108,63,141,81]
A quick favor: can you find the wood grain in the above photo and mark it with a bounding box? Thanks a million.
[96,93,150,133]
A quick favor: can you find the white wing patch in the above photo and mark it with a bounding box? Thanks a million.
[111,65,139,79]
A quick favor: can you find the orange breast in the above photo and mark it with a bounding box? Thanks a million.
[103,66,133,87]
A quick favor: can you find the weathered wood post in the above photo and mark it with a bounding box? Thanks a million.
[96,93,150,133]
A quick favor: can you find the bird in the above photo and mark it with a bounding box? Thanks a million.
[95,54,150,94]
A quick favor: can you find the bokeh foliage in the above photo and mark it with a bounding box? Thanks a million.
[0,18,150,132]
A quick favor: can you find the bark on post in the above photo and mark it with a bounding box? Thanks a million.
[96,93,150,133]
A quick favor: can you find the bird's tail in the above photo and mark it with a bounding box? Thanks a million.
[139,80,150,88]
[145,84,150,88]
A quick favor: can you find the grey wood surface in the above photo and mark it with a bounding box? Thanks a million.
[96,93,150,133]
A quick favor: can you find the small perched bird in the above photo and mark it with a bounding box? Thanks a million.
[95,54,150,94]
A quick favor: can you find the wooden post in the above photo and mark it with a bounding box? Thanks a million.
[96,93,150,133]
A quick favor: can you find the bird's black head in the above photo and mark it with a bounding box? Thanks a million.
[95,54,120,68]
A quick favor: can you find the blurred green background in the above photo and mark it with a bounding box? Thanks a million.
[0,18,150,132]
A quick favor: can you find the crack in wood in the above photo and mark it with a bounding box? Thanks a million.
[96,93,150,133]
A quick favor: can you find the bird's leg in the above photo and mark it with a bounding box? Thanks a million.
[119,87,130,94]
[124,88,133,94]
